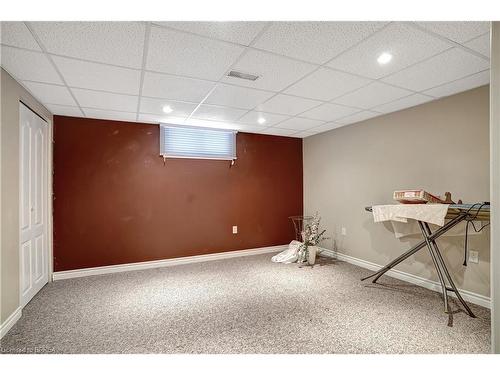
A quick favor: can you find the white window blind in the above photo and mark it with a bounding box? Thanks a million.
[160,124,237,160]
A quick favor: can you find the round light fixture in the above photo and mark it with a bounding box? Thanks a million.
[162,105,173,114]
[377,52,393,65]
[257,117,266,125]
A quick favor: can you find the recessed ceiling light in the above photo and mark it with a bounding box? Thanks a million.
[162,105,173,114]
[257,117,266,125]
[377,52,393,65]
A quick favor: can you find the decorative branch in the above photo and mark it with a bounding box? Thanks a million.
[297,213,329,263]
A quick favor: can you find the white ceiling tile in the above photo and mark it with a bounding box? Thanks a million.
[22,81,76,106]
[464,33,490,58]
[232,124,268,133]
[336,110,381,125]
[284,67,370,101]
[83,108,137,122]
[257,94,322,116]
[142,117,242,131]
[154,22,267,46]
[423,70,490,98]
[333,81,412,109]
[138,113,161,124]
[274,117,324,131]
[30,22,145,68]
[3,21,489,128]
[238,111,290,127]
[414,22,490,43]
[382,48,490,91]
[140,97,197,117]
[192,104,247,122]
[46,104,83,117]
[294,131,317,138]
[221,49,316,92]
[372,93,434,113]
[72,88,138,112]
[141,71,215,102]
[327,22,452,79]
[1,22,41,50]
[300,102,360,122]
[138,113,187,124]
[260,128,298,137]
[147,26,244,80]
[308,122,344,133]
[0,46,62,84]
[52,56,141,95]
[253,22,387,64]
[204,84,274,110]
[183,118,241,130]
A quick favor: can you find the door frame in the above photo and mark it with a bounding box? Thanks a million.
[491,21,500,354]
[18,101,53,308]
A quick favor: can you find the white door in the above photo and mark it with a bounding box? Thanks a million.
[19,102,49,307]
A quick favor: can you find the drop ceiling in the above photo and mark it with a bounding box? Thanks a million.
[0,21,490,138]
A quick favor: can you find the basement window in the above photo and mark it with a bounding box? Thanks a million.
[159,124,237,161]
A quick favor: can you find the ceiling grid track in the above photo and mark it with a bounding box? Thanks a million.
[23,22,86,117]
[0,21,490,137]
[1,34,484,106]
[406,21,490,61]
[226,20,466,132]
[135,22,152,121]
[185,22,275,123]
[265,28,491,132]
[231,22,397,131]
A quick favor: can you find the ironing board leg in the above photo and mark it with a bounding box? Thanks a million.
[360,212,476,318]
[422,223,476,318]
[361,241,426,283]
[418,221,450,314]
[361,213,468,283]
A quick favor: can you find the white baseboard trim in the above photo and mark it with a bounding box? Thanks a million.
[0,306,22,339]
[320,248,491,309]
[53,244,286,281]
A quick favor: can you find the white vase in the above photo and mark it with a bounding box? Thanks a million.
[307,246,317,265]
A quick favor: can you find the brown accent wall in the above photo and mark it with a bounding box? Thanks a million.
[53,116,302,271]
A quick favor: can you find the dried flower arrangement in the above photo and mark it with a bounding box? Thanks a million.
[297,213,329,264]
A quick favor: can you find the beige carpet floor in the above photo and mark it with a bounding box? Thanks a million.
[0,253,491,354]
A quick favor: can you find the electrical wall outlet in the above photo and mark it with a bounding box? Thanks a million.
[341,227,347,236]
[232,226,238,234]
[469,250,479,264]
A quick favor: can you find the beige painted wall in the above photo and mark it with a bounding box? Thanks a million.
[304,86,490,297]
[490,22,500,353]
[0,68,52,325]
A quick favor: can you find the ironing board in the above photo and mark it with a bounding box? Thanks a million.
[363,203,490,318]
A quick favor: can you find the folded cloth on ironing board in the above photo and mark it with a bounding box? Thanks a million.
[372,204,449,226]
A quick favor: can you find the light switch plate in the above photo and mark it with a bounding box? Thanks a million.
[232,225,238,234]
[341,227,347,236]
